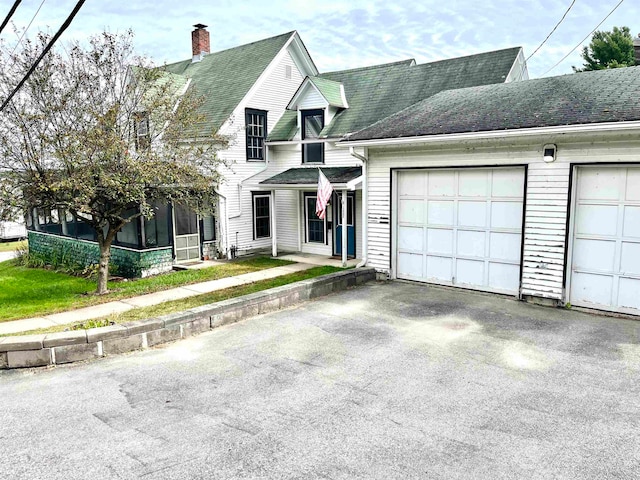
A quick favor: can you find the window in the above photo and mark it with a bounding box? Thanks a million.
[305,194,325,243]
[202,215,216,242]
[253,193,271,239]
[335,193,355,226]
[143,202,171,248]
[302,109,324,164]
[245,108,267,161]
[134,112,150,150]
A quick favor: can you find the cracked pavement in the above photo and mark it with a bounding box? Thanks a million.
[2,281,640,479]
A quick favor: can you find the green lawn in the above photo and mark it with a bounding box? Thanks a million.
[4,266,342,336]
[0,240,26,253]
[0,256,293,322]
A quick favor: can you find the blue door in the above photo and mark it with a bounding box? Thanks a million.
[334,193,355,257]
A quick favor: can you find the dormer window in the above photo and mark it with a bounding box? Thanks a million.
[134,112,150,150]
[302,109,324,164]
[246,108,267,161]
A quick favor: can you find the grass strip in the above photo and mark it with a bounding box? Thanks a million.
[0,256,293,322]
[4,266,341,336]
[0,240,26,253]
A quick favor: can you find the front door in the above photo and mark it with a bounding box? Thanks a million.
[173,203,200,263]
[334,192,356,258]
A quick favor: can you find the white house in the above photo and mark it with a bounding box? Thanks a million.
[243,47,528,265]
[341,66,640,316]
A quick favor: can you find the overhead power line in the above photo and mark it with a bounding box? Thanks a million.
[0,0,86,113]
[526,0,576,62]
[0,0,22,35]
[11,0,47,57]
[542,0,626,76]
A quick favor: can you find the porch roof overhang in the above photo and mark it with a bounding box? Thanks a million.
[258,166,362,191]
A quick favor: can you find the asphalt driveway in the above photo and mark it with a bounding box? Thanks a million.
[2,281,640,479]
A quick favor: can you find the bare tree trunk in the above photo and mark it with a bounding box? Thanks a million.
[96,238,111,295]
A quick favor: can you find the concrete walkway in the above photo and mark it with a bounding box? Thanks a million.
[0,263,315,336]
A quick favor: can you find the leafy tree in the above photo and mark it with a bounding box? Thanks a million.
[0,31,226,294]
[574,26,635,72]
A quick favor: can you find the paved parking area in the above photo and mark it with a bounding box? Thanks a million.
[2,281,640,479]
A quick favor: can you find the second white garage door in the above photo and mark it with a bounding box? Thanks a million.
[396,167,525,295]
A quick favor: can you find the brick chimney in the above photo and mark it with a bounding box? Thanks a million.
[634,34,640,66]
[192,24,210,63]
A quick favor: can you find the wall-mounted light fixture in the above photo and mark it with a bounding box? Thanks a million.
[543,144,557,163]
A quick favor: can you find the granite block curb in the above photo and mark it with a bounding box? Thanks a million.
[0,268,376,369]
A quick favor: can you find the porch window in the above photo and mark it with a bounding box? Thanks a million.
[302,109,324,164]
[143,202,171,248]
[253,193,271,239]
[305,195,325,243]
[246,108,267,161]
[202,215,216,242]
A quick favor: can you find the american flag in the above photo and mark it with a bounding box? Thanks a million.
[316,168,333,220]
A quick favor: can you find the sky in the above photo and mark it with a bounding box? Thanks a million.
[1,0,639,78]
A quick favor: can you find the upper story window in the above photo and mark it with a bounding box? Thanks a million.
[302,109,324,164]
[134,112,150,150]
[246,108,267,161]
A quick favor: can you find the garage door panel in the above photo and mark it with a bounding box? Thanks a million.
[458,170,488,197]
[399,199,424,223]
[626,169,640,201]
[491,202,523,229]
[396,167,524,295]
[570,166,640,314]
[623,206,640,238]
[578,168,621,200]
[457,230,485,258]
[488,263,520,292]
[398,171,425,197]
[573,238,615,272]
[428,171,456,196]
[620,243,640,275]
[490,232,521,262]
[426,256,452,281]
[398,253,423,278]
[618,278,640,310]
[493,169,525,197]
[398,226,423,251]
[427,228,453,255]
[571,272,613,307]
[575,205,617,236]
[456,259,485,287]
[458,201,486,227]
[428,201,454,226]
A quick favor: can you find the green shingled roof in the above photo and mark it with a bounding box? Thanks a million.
[347,66,640,141]
[308,77,347,108]
[268,48,522,141]
[163,31,295,136]
[260,166,362,185]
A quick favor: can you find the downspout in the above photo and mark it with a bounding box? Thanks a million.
[349,146,367,268]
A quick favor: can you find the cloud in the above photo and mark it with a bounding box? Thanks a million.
[3,0,640,77]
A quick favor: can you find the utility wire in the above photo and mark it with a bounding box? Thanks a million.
[542,0,626,76]
[526,0,576,62]
[0,0,22,35]
[0,0,86,113]
[11,0,47,57]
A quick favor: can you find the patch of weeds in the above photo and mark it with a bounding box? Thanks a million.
[69,318,115,330]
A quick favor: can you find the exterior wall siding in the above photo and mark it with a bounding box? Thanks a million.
[217,47,306,255]
[365,137,640,302]
[28,231,173,278]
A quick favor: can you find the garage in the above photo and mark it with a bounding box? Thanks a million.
[395,167,525,295]
[568,166,640,314]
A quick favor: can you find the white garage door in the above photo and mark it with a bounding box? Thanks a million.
[396,167,525,295]
[569,166,640,314]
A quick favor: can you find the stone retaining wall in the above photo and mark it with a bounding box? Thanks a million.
[0,268,376,369]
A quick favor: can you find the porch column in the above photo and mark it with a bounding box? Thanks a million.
[271,190,278,257]
[341,189,347,267]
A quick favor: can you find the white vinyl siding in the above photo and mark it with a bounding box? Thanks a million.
[567,166,640,314]
[395,167,524,295]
